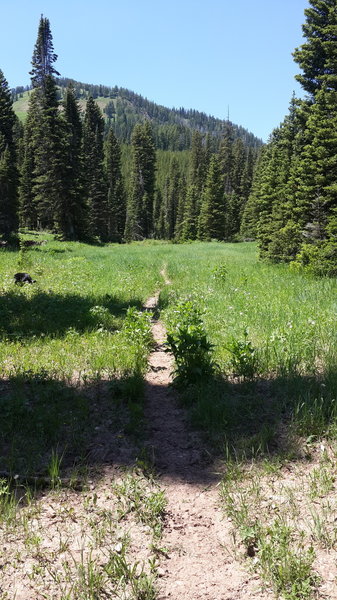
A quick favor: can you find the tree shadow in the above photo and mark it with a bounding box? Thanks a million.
[180,368,337,463]
[0,372,141,483]
[0,290,143,339]
[0,367,336,493]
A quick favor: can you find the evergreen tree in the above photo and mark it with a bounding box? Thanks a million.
[219,121,234,193]
[124,122,156,240]
[61,85,88,239]
[83,97,108,240]
[19,90,41,229]
[0,69,19,241]
[292,86,337,243]
[293,0,337,95]
[161,158,182,239]
[174,174,186,240]
[30,15,60,88]
[33,75,67,231]
[20,16,70,235]
[180,184,199,241]
[198,155,225,240]
[105,126,126,240]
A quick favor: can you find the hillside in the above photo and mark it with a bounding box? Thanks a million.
[12,78,263,151]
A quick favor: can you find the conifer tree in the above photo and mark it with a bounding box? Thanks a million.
[33,75,67,230]
[292,86,337,243]
[105,127,126,240]
[30,15,60,88]
[0,70,19,241]
[161,158,182,239]
[61,85,88,239]
[83,97,108,240]
[198,155,225,240]
[19,90,43,229]
[293,0,337,95]
[174,174,186,240]
[124,122,156,240]
[20,16,68,235]
[219,122,234,193]
[180,184,199,241]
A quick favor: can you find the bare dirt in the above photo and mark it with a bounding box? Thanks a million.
[143,289,270,599]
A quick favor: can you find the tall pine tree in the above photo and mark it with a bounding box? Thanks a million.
[124,122,156,241]
[105,127,126,241]
[0,70,19,241]
[83,97,108,240]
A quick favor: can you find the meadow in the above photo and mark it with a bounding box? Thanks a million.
[1,236,337,599]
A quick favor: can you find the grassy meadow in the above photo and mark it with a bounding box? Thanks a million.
[1,236,337,599]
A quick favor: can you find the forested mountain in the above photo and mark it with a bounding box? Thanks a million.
[12,78,262,151]
[0,14,262,245]
[241,0,337,276]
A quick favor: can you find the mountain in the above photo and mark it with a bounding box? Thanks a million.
[11,78,263,151]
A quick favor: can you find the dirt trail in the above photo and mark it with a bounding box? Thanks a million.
[143,279,269,600]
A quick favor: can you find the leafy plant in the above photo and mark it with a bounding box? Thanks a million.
[166,300,216,387]
[227,328,259,379]
[212,262,228,284]
[123,307,153,348]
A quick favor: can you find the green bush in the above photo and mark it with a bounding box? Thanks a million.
[227,328,259,379]
[166,300,216,387]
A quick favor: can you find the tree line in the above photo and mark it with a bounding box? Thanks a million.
[0,15,259,245]
[241,0,337,276]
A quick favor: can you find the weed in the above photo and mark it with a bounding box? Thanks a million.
[112,471,166,539]
[123,306,153,349]
[227,328,259,379]
[0,479,17,523]
[258,521,318,599]
[212,262,228,284]
[48,447,64,489]
[166,300,216,387]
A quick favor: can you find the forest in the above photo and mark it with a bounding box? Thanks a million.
[1,2,337,600]
[1,3,336,276]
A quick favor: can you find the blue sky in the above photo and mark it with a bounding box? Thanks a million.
[1,0,308,141]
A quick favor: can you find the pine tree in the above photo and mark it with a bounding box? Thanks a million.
[293,0,337,95]
[180,131,208,241]
[105,127,126,241]
[19,90,41,229]
[0,70,19,241]
[30,15,60,89]
[219,121,234,193]
[83,97,108,240]
[198,155,225,240]
[161,158,182,239]
[124,122,156,240]
[180,184,199,241]
[33,75,67,231]
[20,16,70,235]
[292,86,337,242]
[61,85,88,239]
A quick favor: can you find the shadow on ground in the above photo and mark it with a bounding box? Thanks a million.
[1,367,336,491]
[0,290,143,339]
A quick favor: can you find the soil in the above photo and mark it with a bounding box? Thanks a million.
[143,290,270,599]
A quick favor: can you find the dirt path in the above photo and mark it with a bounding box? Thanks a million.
[143,284,269,600]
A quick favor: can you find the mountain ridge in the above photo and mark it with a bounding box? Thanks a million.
[12,77,263,151]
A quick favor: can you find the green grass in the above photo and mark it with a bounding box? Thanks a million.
[0,235,168,476]
[1,237,337,598]
[1,237,336,474]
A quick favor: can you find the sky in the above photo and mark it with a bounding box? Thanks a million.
[0,0,309,142]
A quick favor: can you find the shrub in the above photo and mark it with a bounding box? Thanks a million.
[166,300,216,387]
[227,328,259,379]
